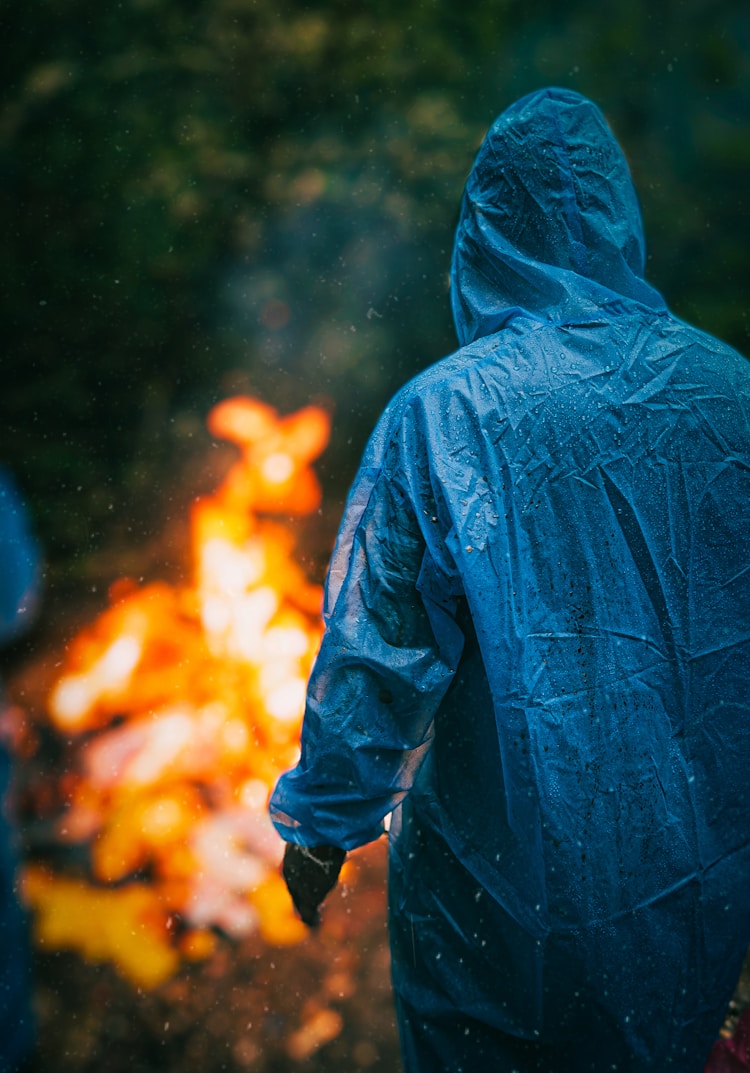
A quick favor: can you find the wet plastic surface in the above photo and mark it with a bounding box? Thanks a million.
[271,89,750,1071]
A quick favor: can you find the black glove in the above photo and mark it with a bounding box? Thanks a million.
[282,843,347,927]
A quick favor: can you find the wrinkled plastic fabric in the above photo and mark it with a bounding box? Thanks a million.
[270,88,750,1071]
[0,467,39,1073]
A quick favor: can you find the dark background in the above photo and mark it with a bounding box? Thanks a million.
[2,0,749,595]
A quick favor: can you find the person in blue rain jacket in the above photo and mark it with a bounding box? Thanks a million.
[0,469,40,1073]
[270,87,750,1072]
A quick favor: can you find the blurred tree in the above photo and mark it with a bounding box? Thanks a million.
[0,0,748,587]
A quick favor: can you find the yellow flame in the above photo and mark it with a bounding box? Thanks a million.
[33,396,332,984]
[49,634,143,730]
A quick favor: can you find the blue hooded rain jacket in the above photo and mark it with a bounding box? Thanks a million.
[270,88,750,1072]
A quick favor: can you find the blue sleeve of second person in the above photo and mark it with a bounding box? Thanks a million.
[0,468,40,647]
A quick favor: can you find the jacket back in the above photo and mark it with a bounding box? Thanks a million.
[270,88,750,1053]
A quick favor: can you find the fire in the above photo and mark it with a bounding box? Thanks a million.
[23,395,332,986]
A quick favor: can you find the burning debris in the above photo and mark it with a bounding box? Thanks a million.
[22,395,334,987]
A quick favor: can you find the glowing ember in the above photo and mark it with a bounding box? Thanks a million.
[286,1007,345,1061]
[23,395,330,985]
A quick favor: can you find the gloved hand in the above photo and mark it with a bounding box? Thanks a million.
[282,843,347,927]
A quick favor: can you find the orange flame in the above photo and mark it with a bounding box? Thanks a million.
[24,395,330,985]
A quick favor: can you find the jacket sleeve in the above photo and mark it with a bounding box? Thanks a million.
[269,407,464,850]
[0,468,40,647]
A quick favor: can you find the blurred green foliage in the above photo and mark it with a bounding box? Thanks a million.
[1,0,749,587]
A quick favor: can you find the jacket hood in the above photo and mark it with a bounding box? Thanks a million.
[451,87,666,345]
